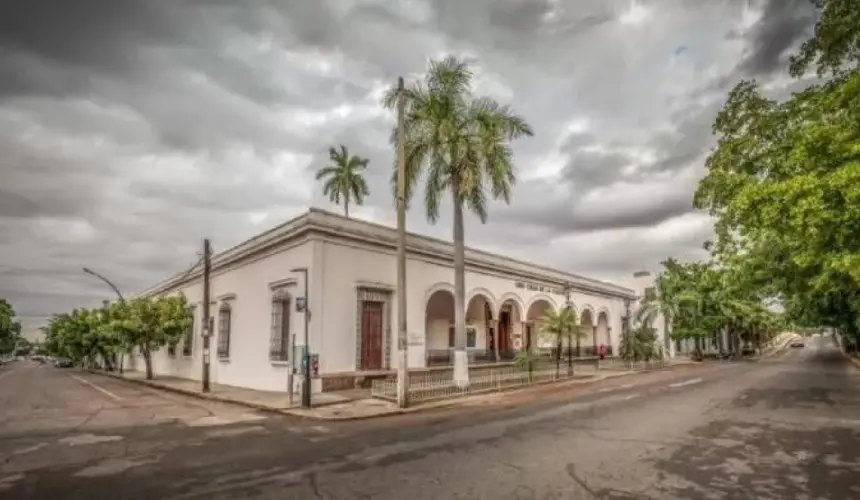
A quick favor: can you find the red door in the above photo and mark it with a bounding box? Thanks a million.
[499,311,510,352]
[361,301,384,370]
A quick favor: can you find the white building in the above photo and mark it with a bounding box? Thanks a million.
[129,208,640,394]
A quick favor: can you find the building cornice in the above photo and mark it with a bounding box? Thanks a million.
[136,208,637,300]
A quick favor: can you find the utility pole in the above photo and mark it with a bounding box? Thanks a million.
[395,76,410,408]
[291,267,311,408]
[564,283,573,375]
[201,238,212,393]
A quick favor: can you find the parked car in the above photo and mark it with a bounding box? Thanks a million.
[53,358,73,368]
[790,340,805,348]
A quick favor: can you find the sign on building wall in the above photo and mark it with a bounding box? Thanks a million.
[514,281,565,295]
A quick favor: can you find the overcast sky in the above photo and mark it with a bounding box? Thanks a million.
[1,0,819,334]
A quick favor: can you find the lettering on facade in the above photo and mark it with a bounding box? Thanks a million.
[514,280,566,296]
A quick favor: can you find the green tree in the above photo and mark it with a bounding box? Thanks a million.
[383,56,533,385]
[315,144,370,218]
[109,296,193,380]
[619,325,663,362]
[789,0,860,78]
[539,307,578,378]
[0,299,22,355]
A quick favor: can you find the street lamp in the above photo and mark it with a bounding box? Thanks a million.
[291,267,311,408]
[82,267,125,373]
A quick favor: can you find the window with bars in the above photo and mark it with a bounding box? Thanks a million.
[448,325,478,348]
[643,286,657,302]
[269,292,291,361]
[182,306,195,356]
[217,303,232,358]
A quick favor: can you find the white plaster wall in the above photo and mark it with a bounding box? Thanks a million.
[143,241,315,392]
[135,235,632,392]
[317,239,629,369]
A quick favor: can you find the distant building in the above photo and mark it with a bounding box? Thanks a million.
[129,208,640,394]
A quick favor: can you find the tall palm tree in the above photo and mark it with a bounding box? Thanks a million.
[315,145,370,218]
[383,56,534,386]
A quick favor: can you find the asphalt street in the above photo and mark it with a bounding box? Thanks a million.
[2,335,859,499]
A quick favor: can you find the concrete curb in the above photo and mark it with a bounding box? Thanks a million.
[87,361,699,421]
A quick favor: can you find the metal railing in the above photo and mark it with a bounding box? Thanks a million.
[371,356,667,404]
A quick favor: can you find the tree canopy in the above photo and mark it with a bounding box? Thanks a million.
[0,299,22,355]
[42,295,192,379]
[690,0,860,344]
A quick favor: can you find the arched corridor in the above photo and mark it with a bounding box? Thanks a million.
[580,309,596,356]
[425,288,455,366]
[597,311,611,356]
[466,292,495,362]
[496,297,523,360]
[526,298,555,352]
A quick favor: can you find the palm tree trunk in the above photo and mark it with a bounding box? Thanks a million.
[344,194,350,218]
[451,188,469,387]
[556,340,561,378]
[576,336,581,357]
[592,326,598,357]
[567,333,573,375]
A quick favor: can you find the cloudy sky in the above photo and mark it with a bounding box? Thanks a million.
[1,0,819,334]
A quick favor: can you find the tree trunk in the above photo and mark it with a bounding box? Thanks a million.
[567,333,573,376]
[142,344,153,380]
[592,326,598,357]
[576,336,581,357]
[344,194,350,218]
[664,314,672,355]
[555,340,561,378]
[451,186,469,387]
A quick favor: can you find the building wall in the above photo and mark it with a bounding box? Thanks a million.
[317,238,628,370]
[134,234,633,392]
[141,239,315,392]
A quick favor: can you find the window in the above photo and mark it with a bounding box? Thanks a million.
[466,326,477,348]
[167,343,177,357]
[644,287,657,302]
[269,291,291,361]
[182,306,195,356]
[448,325,478,348]
[217,303,232,359]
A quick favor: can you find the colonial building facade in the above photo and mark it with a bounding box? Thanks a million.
[128,208,639,393]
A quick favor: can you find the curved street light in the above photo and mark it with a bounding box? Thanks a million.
[82,267,126,373]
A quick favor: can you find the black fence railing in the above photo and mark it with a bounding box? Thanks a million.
[426,346,614,366]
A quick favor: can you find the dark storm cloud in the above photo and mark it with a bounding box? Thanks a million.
[0,0,825,325]
[736,0,818,76]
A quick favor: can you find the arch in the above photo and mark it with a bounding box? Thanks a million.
[495,292,525,318]
[466,287,497,314]
[525,294,558,316]
[579,306,597,353]
[423,282,456,309]
[596,310,611,352]
[579,304,597,324]
[424,286,456,366]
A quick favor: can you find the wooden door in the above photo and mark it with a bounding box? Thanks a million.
[499,312,510,352]
[361,301,384,370]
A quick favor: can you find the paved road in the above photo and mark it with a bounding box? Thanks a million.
[2,335,859,499]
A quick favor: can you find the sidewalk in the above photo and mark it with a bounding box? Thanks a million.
[95,359,696,421]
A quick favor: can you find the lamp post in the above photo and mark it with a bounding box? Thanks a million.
[82,267,125,373]
[564,282,573,375]
[291,267,311,408]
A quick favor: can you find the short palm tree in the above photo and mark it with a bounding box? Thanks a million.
[315,145,370,218]
[539,307,577,378]
[383,56,533,386]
